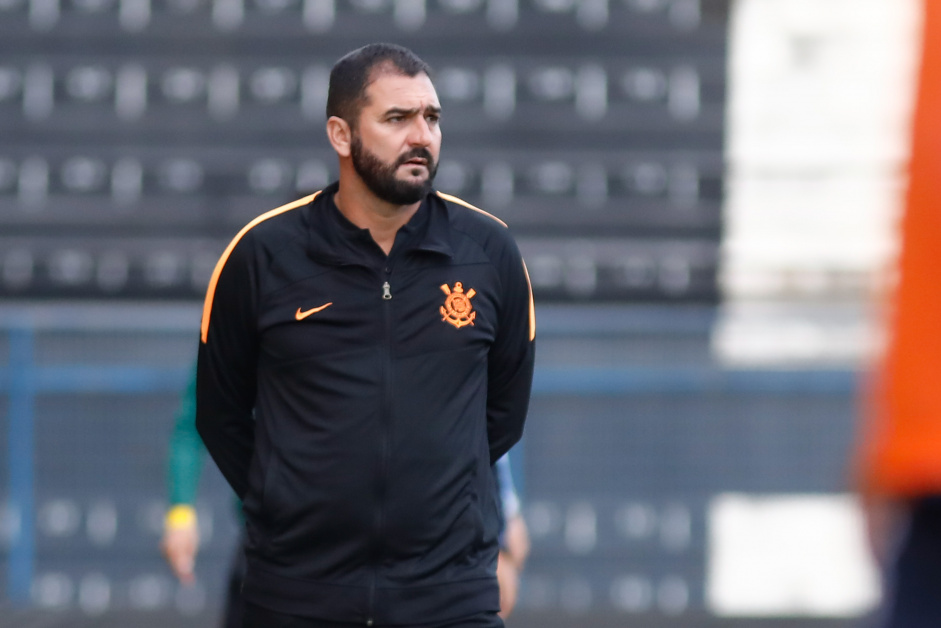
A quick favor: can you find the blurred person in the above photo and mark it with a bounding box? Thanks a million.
[493,456,530,619]
[855,3,941,627]
[196,43,535,628]
[160,366,530,624]
[161,365,247,627]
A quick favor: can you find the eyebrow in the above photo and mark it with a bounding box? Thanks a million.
[384,105,442,117]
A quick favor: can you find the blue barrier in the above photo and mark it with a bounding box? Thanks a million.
[0,365,857,396]
[6,329,36,604]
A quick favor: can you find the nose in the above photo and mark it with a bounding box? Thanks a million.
[407,116,435,147]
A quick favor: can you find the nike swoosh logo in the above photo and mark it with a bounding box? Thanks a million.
[295,303,333,320]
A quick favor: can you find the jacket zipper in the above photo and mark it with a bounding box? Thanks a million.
[367,269,393,626]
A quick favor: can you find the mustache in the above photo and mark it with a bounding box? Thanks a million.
[396,148,435,167]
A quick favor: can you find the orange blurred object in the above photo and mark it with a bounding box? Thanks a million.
[858,0,941,497]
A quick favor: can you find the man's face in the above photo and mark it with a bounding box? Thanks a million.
[350,70,442,205]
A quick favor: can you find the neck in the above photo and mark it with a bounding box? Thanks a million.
[334,169,422,255]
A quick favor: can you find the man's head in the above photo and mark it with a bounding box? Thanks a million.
[326,43,432,127]
[326,44,441,205]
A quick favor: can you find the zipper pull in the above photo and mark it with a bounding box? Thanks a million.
[382,281,392,300]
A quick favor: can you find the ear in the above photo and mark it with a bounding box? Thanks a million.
[326,116,352,158]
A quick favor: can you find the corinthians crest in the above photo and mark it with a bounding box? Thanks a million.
[440,282,476,329]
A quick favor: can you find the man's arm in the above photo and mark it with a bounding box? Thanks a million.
[195,232,259,500]
[487,240,536,464]
[494,454,530,618]
[162,365,203,584]
[168,364,203,506]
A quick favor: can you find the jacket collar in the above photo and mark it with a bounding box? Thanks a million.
[306,182,453,266]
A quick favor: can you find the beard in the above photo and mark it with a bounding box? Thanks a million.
[350,134,438,205]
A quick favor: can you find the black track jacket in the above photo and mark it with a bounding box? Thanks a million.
[196,182,536,625]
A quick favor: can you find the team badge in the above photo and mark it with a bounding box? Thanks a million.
[440,282,476,329]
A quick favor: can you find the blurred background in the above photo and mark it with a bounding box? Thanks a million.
[0,0,922,626]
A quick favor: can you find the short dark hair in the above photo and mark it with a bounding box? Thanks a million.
[326,43,432,127]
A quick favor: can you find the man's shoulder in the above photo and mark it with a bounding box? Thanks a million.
[241,192,319,241]
[433,191,516,248]
[435,191,507,229]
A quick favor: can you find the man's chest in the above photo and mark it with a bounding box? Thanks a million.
[256,261,500,365]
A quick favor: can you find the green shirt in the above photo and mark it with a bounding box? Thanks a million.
[166,364,241,519]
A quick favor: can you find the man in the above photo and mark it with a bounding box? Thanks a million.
[196,43,536,628]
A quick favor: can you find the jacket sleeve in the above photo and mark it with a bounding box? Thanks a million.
[195,232,259,500]
[487,238,536,464]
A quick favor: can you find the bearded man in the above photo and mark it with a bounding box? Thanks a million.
[196,43,536,628]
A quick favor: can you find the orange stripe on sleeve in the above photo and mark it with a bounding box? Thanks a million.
[522,259,536,341]
[200,192,321,344]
